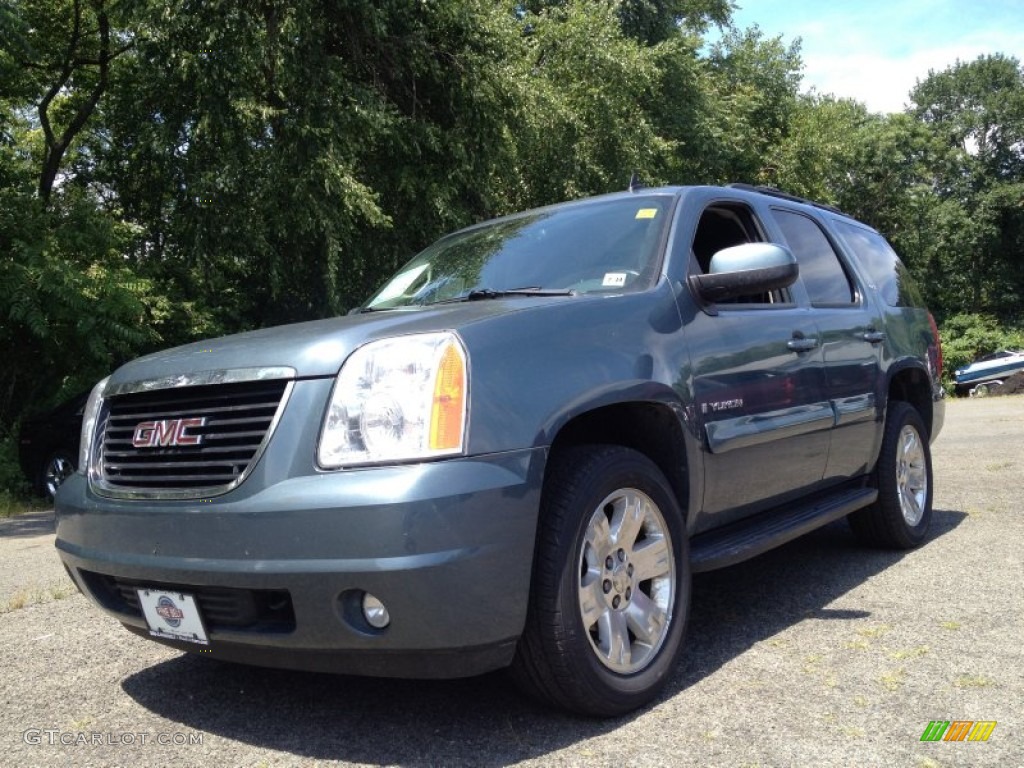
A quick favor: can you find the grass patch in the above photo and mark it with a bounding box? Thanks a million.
[0,491,49,518]
[985,461,1013,471]
[802,653,824,674]
[940,620,961,631]
[888,645,929,661]
[879,669,906,691]
[954,674,996,688]
[857,623,891,639]
[1,582,77,614]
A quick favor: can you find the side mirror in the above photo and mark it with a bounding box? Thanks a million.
[691,243,799,303]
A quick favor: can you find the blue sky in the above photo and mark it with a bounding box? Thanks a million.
[727,0,1024,113]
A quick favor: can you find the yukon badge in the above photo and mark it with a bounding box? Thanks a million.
[132,417,207,448]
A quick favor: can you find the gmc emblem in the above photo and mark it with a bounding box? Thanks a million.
[132,417,207,448]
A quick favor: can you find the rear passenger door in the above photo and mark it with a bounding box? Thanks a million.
[769,208,883,481]
[678,193,832,530]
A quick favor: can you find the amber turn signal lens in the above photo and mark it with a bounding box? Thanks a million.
[429,341,467,451]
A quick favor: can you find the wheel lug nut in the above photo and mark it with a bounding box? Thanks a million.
[617,549,626,562]
[612,595,621,609]
[603,580,612,594]
[627,564,634,576]
[625,587,632,600]
[605,556,614,570]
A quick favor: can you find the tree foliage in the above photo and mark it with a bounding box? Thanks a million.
[908,55,1024,319]
[1,1,1023,492]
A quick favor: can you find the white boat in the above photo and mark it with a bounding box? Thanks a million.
[954,349,1024,393]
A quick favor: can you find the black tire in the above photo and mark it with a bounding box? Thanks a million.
[848,401,933,549]
[510,444,690,717]
[37,449,76,500]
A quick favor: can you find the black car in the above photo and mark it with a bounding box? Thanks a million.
[19,392,88,500]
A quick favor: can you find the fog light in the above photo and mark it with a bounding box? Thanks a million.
[362,592,390,629]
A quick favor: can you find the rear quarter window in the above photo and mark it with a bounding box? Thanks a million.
[832,220,924,308]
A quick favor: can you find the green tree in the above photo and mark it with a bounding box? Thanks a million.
[522,0,731,44]
[86,1,528,330]
[909,55,1024,319]
[0,0,160,429]
[699,25,803,183]
[9,0,133,202]
[912,54,1024,182]
[9,0,1024,485]
[511,1,676,203]
[767,95,869,202]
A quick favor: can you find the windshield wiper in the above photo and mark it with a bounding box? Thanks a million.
[353,305,405,314]
[360,287,576,312]
[433,287,576,305]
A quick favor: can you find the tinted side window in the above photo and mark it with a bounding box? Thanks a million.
[832,220,924,307]
[771,209,855,305]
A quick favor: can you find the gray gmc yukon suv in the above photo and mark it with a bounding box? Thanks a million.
[55,184,944,716]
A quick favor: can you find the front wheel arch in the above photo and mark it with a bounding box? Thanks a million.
[545,399,694,531]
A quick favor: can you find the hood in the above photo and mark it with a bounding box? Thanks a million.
[106,299,573,387]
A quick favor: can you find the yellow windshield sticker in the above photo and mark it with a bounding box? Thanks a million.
[635,208,658,219]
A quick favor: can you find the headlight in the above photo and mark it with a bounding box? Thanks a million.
[318,332,468,467]
[78,376,110,474]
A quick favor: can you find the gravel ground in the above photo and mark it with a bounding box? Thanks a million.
[1,397,1021,768]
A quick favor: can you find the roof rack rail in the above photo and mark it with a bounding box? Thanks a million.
[727,183,845,216]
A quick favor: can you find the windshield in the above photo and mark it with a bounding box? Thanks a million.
[365,195,673,309]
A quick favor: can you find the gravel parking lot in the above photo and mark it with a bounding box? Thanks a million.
[1,397,1021,768]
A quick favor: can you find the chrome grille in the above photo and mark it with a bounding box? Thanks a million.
[98,378,290,496]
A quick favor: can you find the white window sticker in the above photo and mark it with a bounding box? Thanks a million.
[602,272,627,287]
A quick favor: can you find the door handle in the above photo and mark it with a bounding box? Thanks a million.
[787,336,819,352]
[861,330,886,344]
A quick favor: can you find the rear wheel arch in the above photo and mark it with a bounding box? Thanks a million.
[849,400,933,549]
[885,364,933,438]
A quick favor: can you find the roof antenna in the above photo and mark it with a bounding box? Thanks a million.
[628,171,646,192]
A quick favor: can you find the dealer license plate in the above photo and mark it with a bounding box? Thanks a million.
[136,589,209,645]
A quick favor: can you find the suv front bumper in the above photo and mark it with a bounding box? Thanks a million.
[55,447,544,678]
